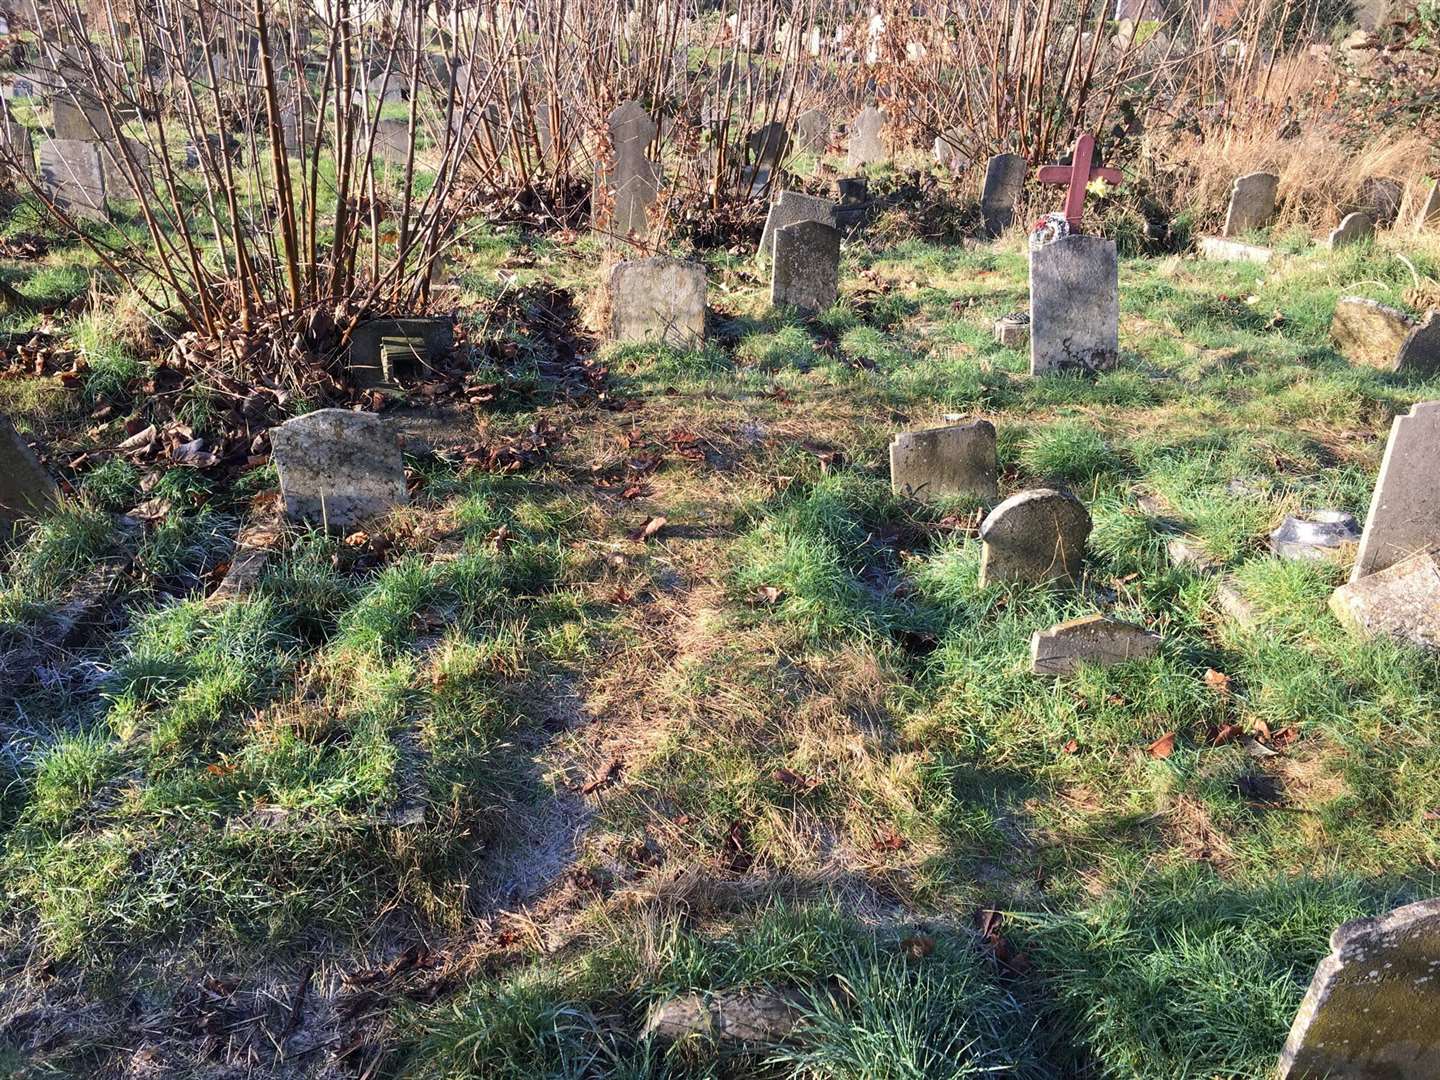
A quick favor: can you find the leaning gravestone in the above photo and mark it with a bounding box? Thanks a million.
[888,419,997,501]
[758,190,836,260]
[1331,297,1415,370]
[978,488,1091,587]
[979,153,1027,237]
[1029,234,1119,375]
[595,100,660,242]
[269,410,407,531]
[1350,401,1440,582]
[0,413,60,524]
[1395,312,1440,377]
[846,106,885,169]
[747,121,789,170]
[1277,899,1440,1078]
[793,108,829,155]
[1221,171,1279,237]
[348,317,454,389]
[609,255,706,347]
[1329,212,1375,249]
[39,138,106,220]
[771,219,840,314]
[1,121,34,181]
[1030,615,1161,675]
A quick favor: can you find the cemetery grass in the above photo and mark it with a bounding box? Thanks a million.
[2,226,1440,1078]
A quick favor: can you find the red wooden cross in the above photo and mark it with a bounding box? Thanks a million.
[1035,133,1124,233]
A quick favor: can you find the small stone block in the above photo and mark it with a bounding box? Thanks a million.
[1199,236,1274,264]
[1030,614,1161,675]
[269,409,407,531]
[1332,297,1415,371]
[888,419,998,502]
[1329,549,1440,652]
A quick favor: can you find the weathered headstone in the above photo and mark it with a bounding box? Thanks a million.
[1029,234,1120,375]
[1396,312,1440,377]
[1,120,35,181]
[348,317,453,389]
[933,128,969,172]
[374,119,409,165]
[1220,171,1279,237]
[846,106,885,169]
[888,419,997,501]
[1030,615,1161,675]
[269,409,407,531]
[979,153,1027,238]
[1277,899,1440,1078]
[51,95,108,142]
[1199,236,1274,264]
[771,219,840,314]
[747,121,789,170]
[758,190,836,260]
[1350,401,1440,582]
[1332,297,1415,370]
[1419,182,1440,233]
[38,138,106,220]
[1358,176,1404,227]
[794,108,829,155]
[1330,550,1440,652]
[101,136,152,202]
[1329,212,1375,249]
[595,100,659,242]
[978,488,1091,587]
[0,413,60,524]
[609,255,706,348]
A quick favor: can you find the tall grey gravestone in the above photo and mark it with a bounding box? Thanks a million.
[1350,401,1440,583]
[609,255,706,348]
[52,95,109,142]
[794,108,829,155]
[374,119,409,165]
[1029,234,1120,375]
[771,219,840,314]
[270,410,407,531]
[979,153,1027,237]
[1278,900,1440,1079]
[979,488,1091,587]
[596,100,660,242]
[1221,171,1279,237]
[759,190,836,260]
[846,106,885,169]
[0,413,60,524]
[889,420,997,501]
[39,138,106,220]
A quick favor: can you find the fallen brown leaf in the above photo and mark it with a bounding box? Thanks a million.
[1147,732,1177,759]
[629,515,667,542]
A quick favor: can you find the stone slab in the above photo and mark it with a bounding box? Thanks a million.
[1030,614,1161,675]
[269,409,407,531]
[609,255,706,348]
[759,190,836,261]
[1330,549,1440,652]
[1199,236,1274,264]
[980,153,1026,238]
[0,413,60,523]
[888,419,997,502]
[1029,234,1119,376]
[1397,312,1440,378]
[1352,401,1440,582]
[793,108,829,155]
[348,317,453,389]
[771,219,840,314]
[846,106,885,169]
[1332,297,1415,371]
[1329,212,1375,249]
[979,487,1092,587]
[38,137,106,220]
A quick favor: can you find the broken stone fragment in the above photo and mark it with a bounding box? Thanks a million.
[1030,614,1162,675]
[1329,549,1440,653]
[1331,297,1415,371]
[643,989,808,1050]
[1269,511,1361,563]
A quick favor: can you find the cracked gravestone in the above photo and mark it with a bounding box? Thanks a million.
[595,100,659,242]
[0,413,60,525]
[771,219,840,314]
[609,255,706,348]
[759,190,836,260]
[348,317,453,389]
[846,105,884,169]
[979,153,1027,237]
[978,488,1091,587]
[1277,899,1440,1078]
[1350,401,1440,582]
[1221,171,1279,237]
[1029,234,1119,376]
[888,419,997,502]
[1030,615,1161,675]
[38,138,106,220]
[1330,549,1440,652]
[269,409,407,531]
[1329,212,1374,249]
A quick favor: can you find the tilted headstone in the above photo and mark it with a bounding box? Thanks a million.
[758,190,836,260]
[978,488,1091,587]
[793,108,829,155]
[0,413,60,524]
[608,255,706,348]
[101,136,151,202]
[1350,401,1440,582]
[979,153,1027,237]
[1029,234,1119,375]
[38,138,106,220]
[1330,550,1440,652]
[747,121,789,170]
[1396,312,1440,377]
[1030,615,1161,675]
[888,419,997,501]
[1329,212,1375,249]
[595,100,659,242]
[1331,297,1414,371]
[1220,171,1279,237]
[1277,899,1440,1078]
[51,95,109,142]
[846,106,885,169]
[771,219,840,314]
[1419,183,1440,233]
[348,317,453,389]
[269,409,407,531]
[374,119,409,165]
[1358,176,1404,227]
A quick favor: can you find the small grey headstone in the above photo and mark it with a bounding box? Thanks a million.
[374,119,409,164]
[1357,176,1404,227]
[1269,511,1361,562]
[609,255,706,348]
[1030,614,1161,675]
[1029,234,1119,376]
[39,138,106,220]
[1221,171,1279,237]
[758,190,836,260]
[888,419,997,501]
[2,121,34,180]
[102,136,152,202]
[747,121,789,169]
[933,128,969,172]
[270,409,407,531]
[1329,212,1375,249]
[52,95,109,142]
[1351,401,1440,582]
[1419,183,1440,233]
[0,413,60,524]
[1396,312,1440,378]
[1277,899,1440,1078]
[793,108,829,155]
[846,106,885,169]
[979,153,1027,237]
[595,100,660,242]
[348,317,453,389]
[1330,549,1440,652]
[978,488,1091,587]
[771,219,840,314]
[1331,297,1415,371]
